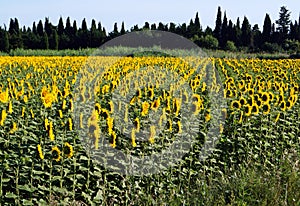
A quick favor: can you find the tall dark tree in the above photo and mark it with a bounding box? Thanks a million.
[81,18,87,31]
[0,30,10,52]
[151,23,157,30]
[43,32,49,49]
[37,20,44,36]
[32,22,37,35]
[73,20,78,34]
[220,11,228,48]
[8,18,23,49]
[234,18,242,47]
[276,6,291,44]
[276,6,291,35]
[241,16,251,47]
[44,17,52,36]
[58,17,64,35]
[251,24,262,50]
[121,22,126,34]
[262,14,272,43]
[169,22,176,33]
[213,6,222,43]
[65,17,72,35]
[194,12,201,35]
[4,31,9,52]
[143,22,150,30]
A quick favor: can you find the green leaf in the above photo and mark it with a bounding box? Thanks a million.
[5,192,18,198]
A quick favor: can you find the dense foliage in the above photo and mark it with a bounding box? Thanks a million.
[1,6,300,53]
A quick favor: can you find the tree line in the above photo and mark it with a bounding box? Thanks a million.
[0,6,299,53]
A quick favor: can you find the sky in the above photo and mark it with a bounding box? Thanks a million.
[0,0,300,32]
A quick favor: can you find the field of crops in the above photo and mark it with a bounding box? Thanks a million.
[0,56,299,205]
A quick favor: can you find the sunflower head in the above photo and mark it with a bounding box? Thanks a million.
[52,146,61,162]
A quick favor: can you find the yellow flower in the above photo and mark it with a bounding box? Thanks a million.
[110,131,116,148]
[239,111,243,123]
[64,142,74,158]
[37,144,44,160]
[21,107,25,117]
[205,113,211,122]
[0,88,9,103]
[106,116,114,135]
[0,109,7,126]
[244,104,252,117]
[231,100,241,110]
[219,123,224,133]
[68,118,73,131]
[49,121,55,141]
[141,102,150,116]
[23,95,28,103]
[10,122,17,134]
[30,109,34,118]
[59,110,63,118]
[151,98,160,111]
[177,121,182,133]
[62,100,67,110]
[52,146,61,162]
[251,103,259,115]
[149,125,156,143]
[134,117,140,132]
[173,98,181,117]
[131,128,137,147]
[8,101,13,114]
[275,112,281,123]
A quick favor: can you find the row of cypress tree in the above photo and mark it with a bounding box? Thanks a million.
[0,6,299,53]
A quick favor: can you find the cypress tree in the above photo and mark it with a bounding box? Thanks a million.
[262,14,272,43]
[37,20,44,36]
[58,17,64,35]
[221,11,228,48]
[4,31,10,52]
[241,16,251,47]
[151,23,157,30]
[43,32,49,49]
[214,6,222,43]
[52,29,59,50]
[121,22,125,34]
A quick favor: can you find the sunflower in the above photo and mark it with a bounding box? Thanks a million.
[68,118,73,131]
[9,122,17,134]
[173,98,181,117]
[52,146,61,162]
[231,100,241,110]
[37,144,44,160]
[244,104,252,116]
[177,121,182,133]
[286,100,293,110]
[64,142,74,158]
[134,117,140,132]
[261,92,270,103]
[247,88,254,96]
[0,109,7,126]
[239,97,247,106]
[262,103,271,115]
[251,103,259,115]
[49,121,55,141]
[141,102,150,116]
[131,128,137,147]
[151,98,160,111]
[279,101,286,111]
[149,125,156,143]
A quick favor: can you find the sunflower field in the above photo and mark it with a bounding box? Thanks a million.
[0,56,299,205]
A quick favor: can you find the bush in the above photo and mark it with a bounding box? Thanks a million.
[225,41,237,52]
[262,42,282,53]
[194,35,219,49]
